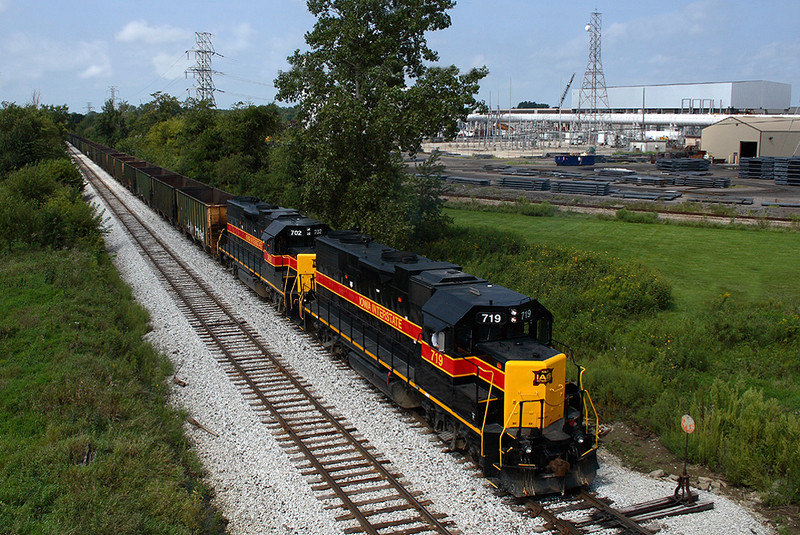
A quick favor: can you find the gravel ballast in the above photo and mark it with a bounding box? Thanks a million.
[77,150,774,535]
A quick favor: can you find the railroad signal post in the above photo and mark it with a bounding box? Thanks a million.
[675,414,695,504]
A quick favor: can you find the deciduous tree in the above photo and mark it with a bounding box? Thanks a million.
[275,0,487,246]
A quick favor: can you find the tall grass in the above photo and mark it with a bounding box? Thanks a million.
[0,248,227,533]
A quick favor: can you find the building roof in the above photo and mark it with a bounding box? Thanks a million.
[708,116,800,132]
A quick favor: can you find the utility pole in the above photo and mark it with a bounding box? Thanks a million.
[577,11,611,146]
[86,102,94,114]
[186,32,222,106]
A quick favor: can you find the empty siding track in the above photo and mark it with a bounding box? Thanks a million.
[519,488,713,534]
[71,146,457,535]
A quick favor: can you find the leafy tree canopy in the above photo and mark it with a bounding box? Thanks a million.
[274,0,487,246]
[0,103,64,176]
[517,101,550,109]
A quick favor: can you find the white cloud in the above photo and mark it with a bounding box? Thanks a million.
[226,23,255,52]
[1,33,111,80]
[75,41,112,79]
[116,20,190,45]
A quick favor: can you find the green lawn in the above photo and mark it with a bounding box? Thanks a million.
[446,207,800,310]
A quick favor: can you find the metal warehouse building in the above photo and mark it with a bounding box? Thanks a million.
[571,80,791,114]
[701,116,800,163]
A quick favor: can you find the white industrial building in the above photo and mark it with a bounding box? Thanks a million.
[570,80,792,114]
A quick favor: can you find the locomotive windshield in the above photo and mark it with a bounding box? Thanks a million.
[454,307,552,355]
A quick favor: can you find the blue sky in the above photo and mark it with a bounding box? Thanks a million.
[1,0,798,112]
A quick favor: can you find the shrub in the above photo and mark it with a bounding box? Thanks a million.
[41,158,85,192]
[0,161,104,250]
[2,163,59,205]
[615,208,659,224]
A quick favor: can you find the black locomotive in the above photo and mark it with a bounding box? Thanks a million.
[69,134,599,496]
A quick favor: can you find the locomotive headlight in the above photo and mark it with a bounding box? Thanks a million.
[577,436,585,444]
[524,445,533,454]
[510,309,517,316]
[511,317,517,323]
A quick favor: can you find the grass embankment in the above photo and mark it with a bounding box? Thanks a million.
[0,155,226,533]
[418,200,800,506]
[447,202,800,310]
[0,250,226,534]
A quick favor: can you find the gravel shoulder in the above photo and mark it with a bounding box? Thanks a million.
[78,152,774,535]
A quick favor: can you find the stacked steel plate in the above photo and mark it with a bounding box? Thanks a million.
[673,175,731,188]
[499,176,551,191]
[610,189,682,201]
[619,175,675,187]
[655,158,711,171]
[738,157,774,179]
[594,168,636,177]
[551,180,610,196]
[773,157,800,185]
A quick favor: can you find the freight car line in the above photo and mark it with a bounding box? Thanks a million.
[69,145,458,535]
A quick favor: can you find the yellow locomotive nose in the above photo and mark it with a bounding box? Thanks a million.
[503,353,566,430]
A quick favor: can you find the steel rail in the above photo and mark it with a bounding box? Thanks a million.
[577,489,653,534]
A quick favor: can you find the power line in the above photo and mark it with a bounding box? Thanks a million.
[217,88,272,103]
[128,51,188,101]
[220,72,273,88]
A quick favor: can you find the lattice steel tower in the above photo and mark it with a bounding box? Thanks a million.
[186,32,222,106]
[577,11,611,145]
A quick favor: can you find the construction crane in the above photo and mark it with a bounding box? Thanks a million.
[559,73,576,109]
[558,73,575,146]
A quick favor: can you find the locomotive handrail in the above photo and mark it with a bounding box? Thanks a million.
[497,398,545,469]
[214,230,224,255]
[579,366,600,457]
[479,369,496,459]
[282,271,292,311]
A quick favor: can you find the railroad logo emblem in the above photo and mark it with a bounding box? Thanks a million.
[533,368,553,386]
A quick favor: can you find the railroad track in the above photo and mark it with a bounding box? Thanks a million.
[71,146,457,535]
[519,488,713,534]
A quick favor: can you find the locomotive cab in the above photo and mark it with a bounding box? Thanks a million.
[221,196,327,309]
[260,213,328,308]
[420,282,598,496]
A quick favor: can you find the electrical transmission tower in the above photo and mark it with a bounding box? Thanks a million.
[108,86,118,109]
[186,32,222,106]
[577,11,611,146]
